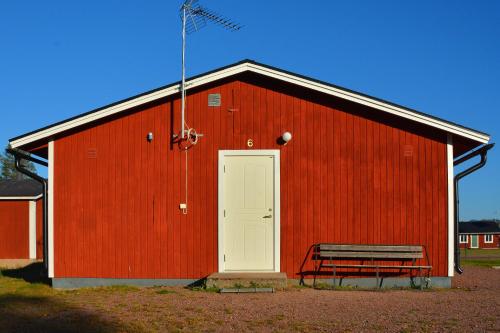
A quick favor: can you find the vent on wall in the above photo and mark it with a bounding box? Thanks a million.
[208,93,221,107]
[87,148,97,159]
[403,145,413,157]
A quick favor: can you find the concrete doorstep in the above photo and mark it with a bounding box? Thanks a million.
[206,272,287,290]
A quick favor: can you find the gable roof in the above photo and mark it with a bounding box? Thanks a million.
[9,59,490,149]
[0,179,43,199]
[459,221,500,234]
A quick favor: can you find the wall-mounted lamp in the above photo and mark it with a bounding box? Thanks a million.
[147,132,154,142]
[282,131,292,145]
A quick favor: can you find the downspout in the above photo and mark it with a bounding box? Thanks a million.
[7,148,49,275]
[453,143,494,274]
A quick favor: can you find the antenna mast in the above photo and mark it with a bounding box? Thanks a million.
[178,0,242,214]
[179,0,241,139]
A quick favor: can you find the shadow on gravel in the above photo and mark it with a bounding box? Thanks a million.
[0,294,130,333]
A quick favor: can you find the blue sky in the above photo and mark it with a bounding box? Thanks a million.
[0,1,498,220]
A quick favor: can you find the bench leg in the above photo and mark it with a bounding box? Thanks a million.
[332,264,336,289]
[313,259,323,288]
[376,266,380,289]
[313,265,317,288]
[419,267,423,290]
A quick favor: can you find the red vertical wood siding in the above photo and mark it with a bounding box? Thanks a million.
[53,75,449,279]
[480,235,500,248]
[0,200,29,259]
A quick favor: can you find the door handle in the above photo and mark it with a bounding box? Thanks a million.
[263,214,272,218]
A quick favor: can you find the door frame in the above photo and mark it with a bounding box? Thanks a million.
[470,234,479,249]
[218,149,280,273]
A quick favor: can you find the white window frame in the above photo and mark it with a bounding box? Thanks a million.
[459,234,468,244]
[484,234,494,244]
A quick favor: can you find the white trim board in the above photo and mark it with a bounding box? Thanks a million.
[447,134,454,277]
[29,200,37,259]
[48,140,54,278]
[0,194,42,200]
[218,149,281,273]
[10,61,489,149]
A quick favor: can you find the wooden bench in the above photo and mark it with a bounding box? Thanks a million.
[300,244,432,289]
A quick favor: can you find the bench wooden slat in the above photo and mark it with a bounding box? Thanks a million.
[318,244,422,252]
[318,251,423,259]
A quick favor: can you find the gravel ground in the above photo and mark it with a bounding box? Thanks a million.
[1,266,499,332]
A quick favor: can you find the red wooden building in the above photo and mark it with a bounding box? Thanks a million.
[8,60,492,287]
[0,179,43,263]
[459,221,500,249]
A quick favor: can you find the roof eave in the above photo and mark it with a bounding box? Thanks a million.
[9,60,491,149]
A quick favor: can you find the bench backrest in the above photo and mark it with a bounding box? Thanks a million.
[316,244,424,260]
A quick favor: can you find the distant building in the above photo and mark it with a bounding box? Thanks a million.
[459,221,500,249]
[0,179,43,261]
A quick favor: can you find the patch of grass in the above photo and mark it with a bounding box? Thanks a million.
[90,285,141,293]
[462,258,500,268]
[460,248,500,257]
[189,286,220,292]
[275,314,285,321]
[155,289,177,295]
[0,273,54,298]
[313,282,359,291]
[290,320,312,332]
[291,283,310,290]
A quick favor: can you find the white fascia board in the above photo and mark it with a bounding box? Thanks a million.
[10,62,489,148]
[9,64,248,149]
[0,194,42,200]
[245,64,490,144]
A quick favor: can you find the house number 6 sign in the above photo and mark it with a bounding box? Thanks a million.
[247,139,254,148]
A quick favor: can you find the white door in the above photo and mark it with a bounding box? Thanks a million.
[223,155,275,271]
[470,235,479,248]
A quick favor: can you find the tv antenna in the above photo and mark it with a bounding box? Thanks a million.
[177,0,242,214]
[179,0,242,140]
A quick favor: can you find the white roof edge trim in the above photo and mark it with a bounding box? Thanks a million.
[0,194,43,200]
[10,62,489,148]
[245,64,490,144]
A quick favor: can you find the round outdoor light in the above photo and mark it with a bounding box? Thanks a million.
[282,131,292,144]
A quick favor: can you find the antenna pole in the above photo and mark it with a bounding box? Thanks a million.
[181,4,187,139]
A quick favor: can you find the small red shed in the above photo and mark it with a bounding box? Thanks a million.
[0,179,43,265]
[8,60,492,287]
